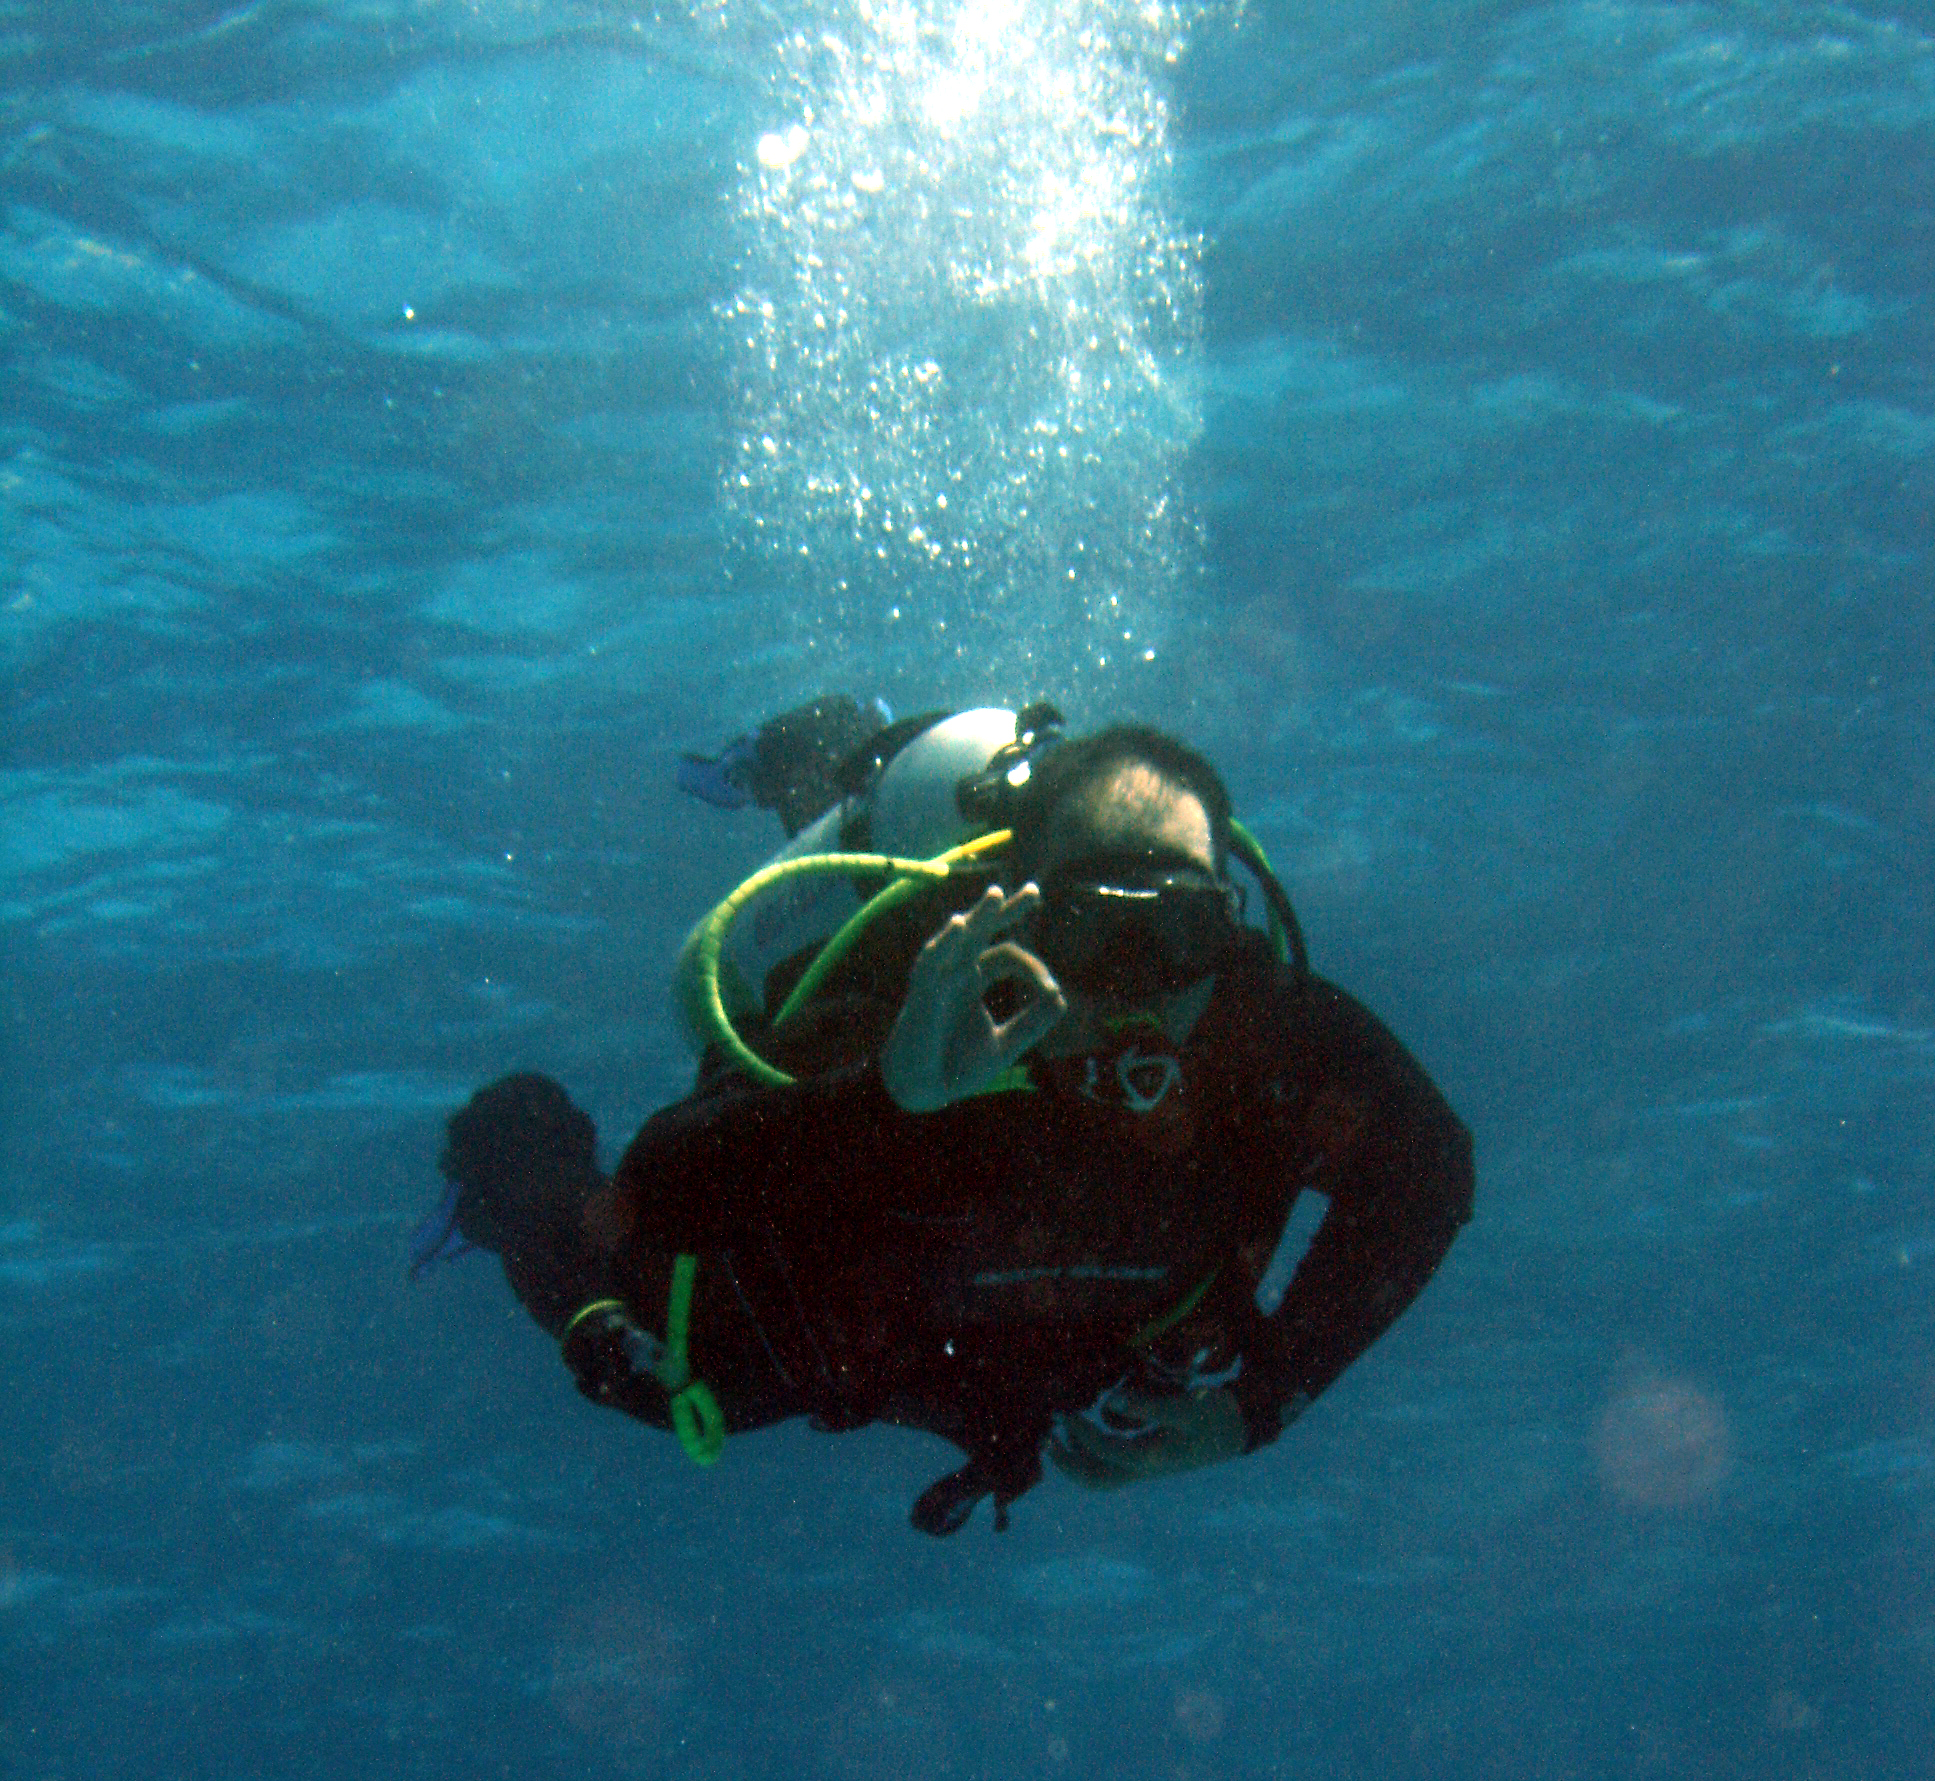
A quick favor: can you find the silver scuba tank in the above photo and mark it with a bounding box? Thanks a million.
[674,708,1025,1051]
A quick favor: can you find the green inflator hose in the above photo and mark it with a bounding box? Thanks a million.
[685,829,1013,1089]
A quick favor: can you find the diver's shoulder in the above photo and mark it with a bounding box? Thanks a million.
[1216,938,1426,1073]
[1216,930,1346,1018]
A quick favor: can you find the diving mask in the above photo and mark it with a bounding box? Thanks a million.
[1031,854,1242,1003]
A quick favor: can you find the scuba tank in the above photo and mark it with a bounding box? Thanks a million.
[672,707,1050,1063]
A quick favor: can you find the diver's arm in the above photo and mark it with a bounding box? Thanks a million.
[1229,979,1474,1450]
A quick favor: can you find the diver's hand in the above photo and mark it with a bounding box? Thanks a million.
[559,1301,671,1422]
[1046,1387,1247,1490]
[882,883,1068,1113]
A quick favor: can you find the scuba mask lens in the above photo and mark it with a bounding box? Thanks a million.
[1034,868,1240,1001]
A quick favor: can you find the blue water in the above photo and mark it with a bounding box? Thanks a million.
[4,1,1931,1775]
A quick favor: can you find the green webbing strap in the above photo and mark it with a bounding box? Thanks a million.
[968,1064,1035,1099]
[671,1382,725,1467]
[662,1251,698,1380]
[661,1253,725,1467]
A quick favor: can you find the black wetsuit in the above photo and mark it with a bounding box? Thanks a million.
[443,929,1474,1533]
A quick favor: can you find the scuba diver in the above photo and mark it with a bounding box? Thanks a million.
[414,698,1474,1535]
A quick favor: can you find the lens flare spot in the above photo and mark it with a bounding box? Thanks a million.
[1594,1373,1732,1509]
[1173,1687,1226,1741]
[548,1592,689,1746]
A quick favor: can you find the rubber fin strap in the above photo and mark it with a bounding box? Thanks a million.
[661,1254,726,1466]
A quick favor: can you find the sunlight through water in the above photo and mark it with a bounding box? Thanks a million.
[706,0,1221,697]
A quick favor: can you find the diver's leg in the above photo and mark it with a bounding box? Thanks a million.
[434,1073,611,1335]
[677,694,891,835]
[431,1076,804,1439]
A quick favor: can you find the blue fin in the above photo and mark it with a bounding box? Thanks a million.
[676,735,759,809]
[408,1182,478,1281]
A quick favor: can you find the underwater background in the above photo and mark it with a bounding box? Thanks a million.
[3,1,1931,1776]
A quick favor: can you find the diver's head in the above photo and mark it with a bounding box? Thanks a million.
[1008,727,1239,1058]
[1005,723,1234,882]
